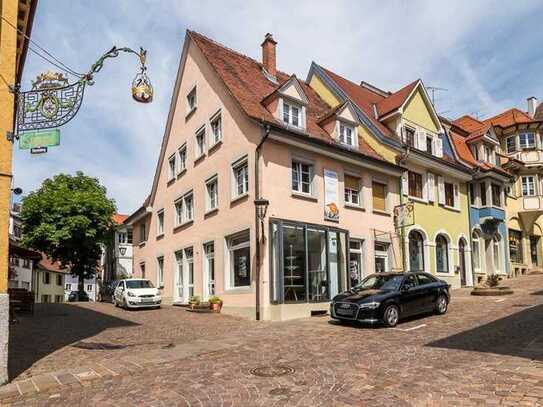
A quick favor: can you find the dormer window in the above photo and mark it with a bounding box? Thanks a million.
[519,132,535,149]
[283,101,301,127]
[339,123,355,147]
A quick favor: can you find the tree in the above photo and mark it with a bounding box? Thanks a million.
[21,172,116,292]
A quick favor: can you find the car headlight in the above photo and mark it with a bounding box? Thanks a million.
[127,291,136,297]
[359,301,380,309]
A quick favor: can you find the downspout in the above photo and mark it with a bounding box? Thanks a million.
[396,140,410,273]
[254,123,271,321]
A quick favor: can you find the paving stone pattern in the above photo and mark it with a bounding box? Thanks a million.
[4,275,543,405]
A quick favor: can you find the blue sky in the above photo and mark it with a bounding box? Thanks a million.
[12,0,543,214]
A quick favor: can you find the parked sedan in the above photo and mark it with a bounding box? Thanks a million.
[330,272,450,327]
[68,290,90,302]
[113,279,161,309]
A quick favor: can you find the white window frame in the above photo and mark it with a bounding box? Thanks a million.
[205,175,218,212]
[519,132,535,149]
[522,176,536,196]
[506,136,517,153]
[174,198,183,227]
[282,100,302,127]
[157,256,164,288]
[493,235,502,273]
[210,111,222,146]
[292,160,314,196]
[203,242,215,299]
[186,85,197,114]
[231,156,249,200]
[338,122,356,148]
[471,231,481,272]
[225,230,251,290]
[167,153,176,181]
[184,247,195,299]
[344,174,361,207]
[156,209,164,236]
[178,144,187,175]
[182,191,194,223]
[195,126,206,159]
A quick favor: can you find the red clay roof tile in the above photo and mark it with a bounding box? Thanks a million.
[376,80,419,118]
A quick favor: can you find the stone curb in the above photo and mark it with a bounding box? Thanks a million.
[0,338,236,403]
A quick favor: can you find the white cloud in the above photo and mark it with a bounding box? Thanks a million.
[11,0,543,213]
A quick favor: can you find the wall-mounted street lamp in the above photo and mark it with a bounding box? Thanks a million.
[11,187,22,195]
[254,197,269,321]
[7,46,153,148]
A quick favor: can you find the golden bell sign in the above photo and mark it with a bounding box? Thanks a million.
[131,72,153,103]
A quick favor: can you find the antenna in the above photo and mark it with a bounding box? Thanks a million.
[427,86,448,106]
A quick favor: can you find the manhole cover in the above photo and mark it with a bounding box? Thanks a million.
[71,342,126,350]
[250,365,294,377]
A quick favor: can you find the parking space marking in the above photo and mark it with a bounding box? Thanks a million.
[495,299,507,303]
[393,324,427,332]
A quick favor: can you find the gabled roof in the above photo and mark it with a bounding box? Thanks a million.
[112,214,128,225]
[376,80,419,118]
[453,115,485,133]
[37,253,70,274]
[147,32,391,206]
[483,108,533,128]
[261,74,309,105]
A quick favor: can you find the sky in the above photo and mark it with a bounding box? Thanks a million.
[12,0,543,214]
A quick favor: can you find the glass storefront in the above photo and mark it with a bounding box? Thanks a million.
[270,220,348,304]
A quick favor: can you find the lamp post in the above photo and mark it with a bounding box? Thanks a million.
[254,198,269,321]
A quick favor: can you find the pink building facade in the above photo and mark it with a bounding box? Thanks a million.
[125,31,405,320]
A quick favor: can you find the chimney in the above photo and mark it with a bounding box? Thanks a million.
[261,33,277,78]
[527,96,538,118]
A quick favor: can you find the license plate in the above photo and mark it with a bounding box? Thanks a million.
[336,308,354,316]
[141,298,153,303]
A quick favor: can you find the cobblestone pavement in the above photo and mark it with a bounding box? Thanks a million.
[4,275,543,406]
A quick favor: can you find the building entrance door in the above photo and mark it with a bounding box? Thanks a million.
[459,239,467,286]
[530,236,540,267]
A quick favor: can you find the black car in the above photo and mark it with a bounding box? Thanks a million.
[68,290,90,302]
[330,272,450,327]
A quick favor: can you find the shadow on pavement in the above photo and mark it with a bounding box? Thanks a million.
[427,304,543,361]
[9,303,138,380]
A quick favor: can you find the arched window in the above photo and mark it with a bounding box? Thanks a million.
[408,230,425,272]
[472,231,481,271]
[436,234,449,273]
[493,234,501,272]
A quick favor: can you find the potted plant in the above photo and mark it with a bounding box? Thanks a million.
[208,295,223,313]
[189,295,201,310]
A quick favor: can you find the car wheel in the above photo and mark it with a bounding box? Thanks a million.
[435,295,448,315]
[383,304,399,327]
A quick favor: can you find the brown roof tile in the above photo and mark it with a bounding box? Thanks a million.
[376,80,419,118]
[452,115,485,133]
[188,31,385,161]
[112,214,128,225]
[483,108,533,128]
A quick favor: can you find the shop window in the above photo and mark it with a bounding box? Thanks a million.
[472,231,481,271]
[349,239,363,287]
[227,230,251,288]
[509,229,523,264]
[408,230,425,272]
[435,234,449,273]
[374,242,389,273]
[204,242,215,297]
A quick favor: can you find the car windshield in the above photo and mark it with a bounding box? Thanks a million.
[353,275,403,291]
[125,280,154,289]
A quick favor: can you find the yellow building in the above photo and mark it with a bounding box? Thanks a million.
[0,0,37,384]
[33,254,67,303]
[308,63,473,288]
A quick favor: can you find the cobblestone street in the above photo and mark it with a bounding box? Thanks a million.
[4,274,543,406]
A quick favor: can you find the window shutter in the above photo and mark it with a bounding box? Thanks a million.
[344,175,360,190]
[427,173,435,202]
[422,173,428,200]
[453,183,460,209]
[438,176,445,205]
[278,98,284,120]
[417,131,426,151]
[402,171,409,196]
[435,136,443,158]
[301,106,307,129]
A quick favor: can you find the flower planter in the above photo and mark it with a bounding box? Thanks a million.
[471,286,514,296]
[211,302,223,313]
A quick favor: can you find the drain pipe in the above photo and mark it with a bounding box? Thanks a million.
[254,123,271,321]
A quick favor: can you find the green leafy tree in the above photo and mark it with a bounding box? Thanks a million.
[21,172,116,292]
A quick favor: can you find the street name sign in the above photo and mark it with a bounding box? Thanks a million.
[19,129,60,150]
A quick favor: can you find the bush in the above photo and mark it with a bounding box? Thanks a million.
[189,295,201,305]
[208,295,223,304]
[484,275,500,288]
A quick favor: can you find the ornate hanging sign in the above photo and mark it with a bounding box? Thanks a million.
[14,46,153,135]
